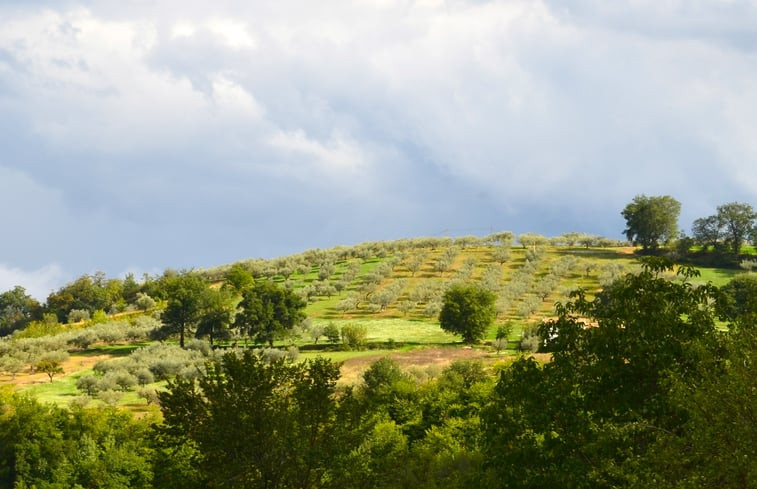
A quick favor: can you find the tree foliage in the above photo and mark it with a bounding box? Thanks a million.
[621,194,681,251]
[157,272,208,348]
[0,286,41,337]
[158,351,347,489]
[235,281,307,347]
[482,258,722,488]
[439,284,497,343]
[716,201,756,255]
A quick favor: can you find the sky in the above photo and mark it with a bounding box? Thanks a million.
[1,0,757,299]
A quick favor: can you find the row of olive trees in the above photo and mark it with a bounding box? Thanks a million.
[0,316,160,381]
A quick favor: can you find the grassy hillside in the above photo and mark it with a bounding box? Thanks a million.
[1,233,746,409]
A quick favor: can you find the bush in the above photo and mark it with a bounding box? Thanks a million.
[363,357,404,394]
[519,325,541,352]
[135,292,156,311]
[341,324,368,350]
[98,322,126,344]
[186,339,212,356]
[91,309,108,324]
[324,322,341,344]
[134,367,154,386]
[67,309,91,324]
[76,375,100,395]
[261,348,287,362]
[97,389,123,406]
[137,387,160,405]
[69,330,97,350]
[492,337,508,353]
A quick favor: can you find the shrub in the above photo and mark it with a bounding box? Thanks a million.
[341,324,368,350]
[363,357,404,394]
[76,375,100,396]
[324,322,341,344]
[519,326,541,352]
[134,367,155,386]
[186,339,212,356]
[67,309,91,324]
[137,387,160,405]
[261,348,286,362]
[69,330,97,350]
[91,309,108,324]
[492,337,508,354]
[97,389,123,406]
[135,292,156,311]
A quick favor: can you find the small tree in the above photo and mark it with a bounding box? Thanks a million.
[235,281,307,347]
[438,284,497,343]
[76,374,100,395]
[159,272,208,348]
[362,357,404,395]
[496,323,512,340]
[67,309,90,324]
[492,337,508,354]
[324,322,341,344]
[492,245,511,264]
[717,202,756,255]
[341,323,368,350]
[310,324,325,344]
[135,292,156,311]
[0,356,25,379]
[621,194,681,251]
[36,358,64,383]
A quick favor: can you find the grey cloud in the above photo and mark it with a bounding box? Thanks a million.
[0,1,755,293]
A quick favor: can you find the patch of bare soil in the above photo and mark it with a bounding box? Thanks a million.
[0,354,112,388]
[338,346,492,385]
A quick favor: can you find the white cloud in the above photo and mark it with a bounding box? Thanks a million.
[0,263,65,301]
[0,0,756,287]
[207,18,256,49]
[269,129,368,175]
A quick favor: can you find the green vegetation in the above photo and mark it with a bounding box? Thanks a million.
[0,259,753,488]
[621,194,681,251]
[0,199,756,488]
[439,284,497,343]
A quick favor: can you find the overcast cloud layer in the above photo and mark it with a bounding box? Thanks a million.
[2,0,756,298]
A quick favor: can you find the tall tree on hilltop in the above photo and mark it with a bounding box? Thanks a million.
[621,194,681,251]
[717,201,756,255]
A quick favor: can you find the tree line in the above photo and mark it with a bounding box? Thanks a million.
[0,258,754,488]
[622,194,757,260]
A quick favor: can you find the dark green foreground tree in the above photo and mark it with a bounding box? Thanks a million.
[482,258,723,488]
[158,351,349,489]
[0,395,154,488]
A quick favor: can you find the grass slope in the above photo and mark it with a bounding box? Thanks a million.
[3,237,748,408]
